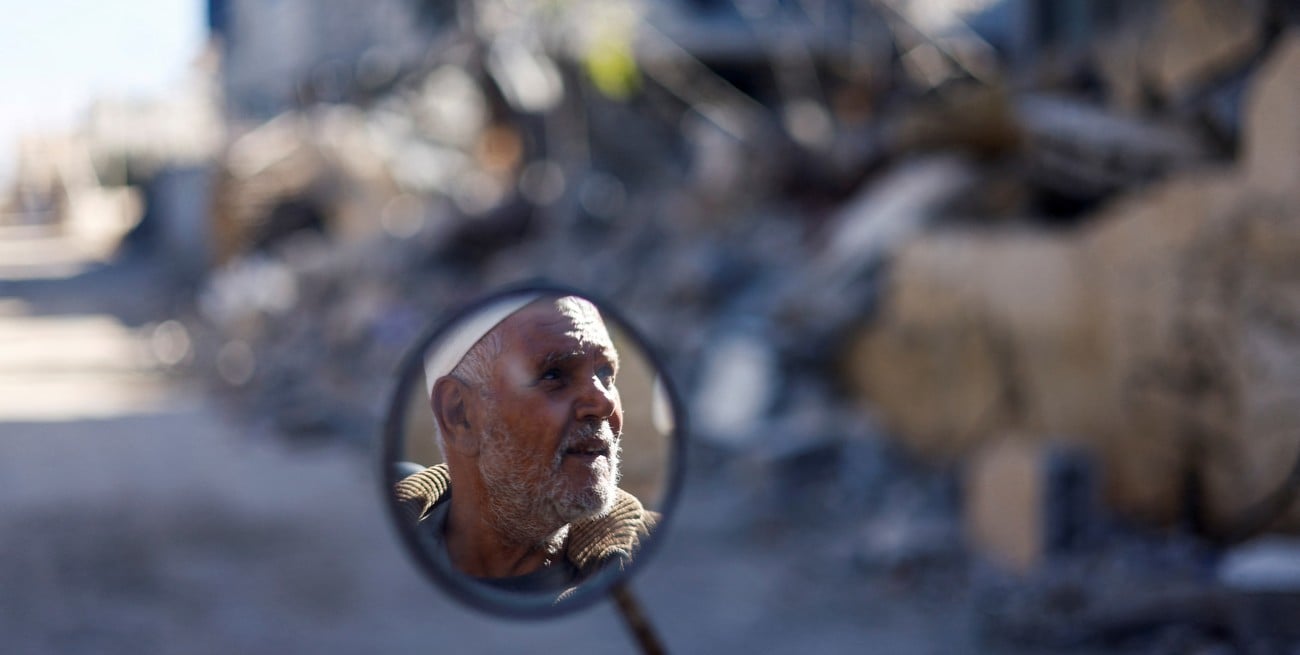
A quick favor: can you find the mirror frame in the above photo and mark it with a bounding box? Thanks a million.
[377,282,687,618]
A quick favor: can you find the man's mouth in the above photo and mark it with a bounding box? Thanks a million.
[559,422,619,468]
[563,441,611,459]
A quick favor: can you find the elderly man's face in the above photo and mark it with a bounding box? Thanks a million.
[476,297,623,538]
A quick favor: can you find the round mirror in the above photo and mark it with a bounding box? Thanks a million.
[380,285,684,617]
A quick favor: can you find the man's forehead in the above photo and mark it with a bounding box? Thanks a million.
[500,296,616,355]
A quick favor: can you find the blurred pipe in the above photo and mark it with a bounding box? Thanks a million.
[635,21,772,142]
[870,0,1000,86]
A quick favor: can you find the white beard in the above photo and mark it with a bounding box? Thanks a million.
[477,407,621,549]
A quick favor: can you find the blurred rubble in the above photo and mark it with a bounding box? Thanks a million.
[853,30,1300,537]
[116,0,1300,649]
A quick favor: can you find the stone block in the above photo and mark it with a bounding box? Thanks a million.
[1242,32,1300,198]
[845,232,1101,459]
[1144,0,1262,101]
[852,170,1300,532]
[963,439,1099,573]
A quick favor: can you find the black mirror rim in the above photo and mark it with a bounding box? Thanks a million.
[377,281,688,619]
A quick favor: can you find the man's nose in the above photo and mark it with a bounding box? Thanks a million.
[575,374,617,422]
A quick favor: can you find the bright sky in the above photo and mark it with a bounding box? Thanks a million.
[0,0,206,184]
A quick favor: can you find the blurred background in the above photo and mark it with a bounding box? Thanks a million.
[2,0,1299,652]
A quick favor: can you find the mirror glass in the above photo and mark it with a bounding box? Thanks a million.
[381,287,682,616]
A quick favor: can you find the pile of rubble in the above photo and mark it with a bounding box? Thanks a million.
[169,0,1300,648]
[851,30,1300,538]
[181,2,1300,634]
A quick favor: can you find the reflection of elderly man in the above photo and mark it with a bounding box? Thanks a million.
[395,295,657,597]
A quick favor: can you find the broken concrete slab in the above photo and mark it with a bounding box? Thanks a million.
[845,231,1098,461]
[1241,31,1300,198]
[964,439,1101,574]
[1144,0,1264,102]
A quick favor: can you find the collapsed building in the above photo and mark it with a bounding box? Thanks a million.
[190,0,1300,603]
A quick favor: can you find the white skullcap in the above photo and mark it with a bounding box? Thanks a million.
[424,293,540,398]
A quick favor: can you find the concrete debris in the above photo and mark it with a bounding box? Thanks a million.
[964,439,1101,574]
[817,154,978,283]
[847,231,1094,457]
[849,31,1300,534]
[127,6,1300,647]
[1241,32,1300,196]
[1016,94,1211,197]
[1145,0,1264,102]
[5,2,1300,649]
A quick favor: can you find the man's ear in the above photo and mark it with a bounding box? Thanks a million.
[431,377,481,457]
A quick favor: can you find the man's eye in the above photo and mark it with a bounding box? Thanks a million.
[597,365,616,384]
[540,368,562,381]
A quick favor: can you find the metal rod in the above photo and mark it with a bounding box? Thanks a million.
[611,582,667,655]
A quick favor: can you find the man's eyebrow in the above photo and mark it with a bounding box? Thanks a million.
[537,346,620,371]
[538,349,583,370]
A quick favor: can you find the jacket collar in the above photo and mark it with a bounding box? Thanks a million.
[394,463,656,573]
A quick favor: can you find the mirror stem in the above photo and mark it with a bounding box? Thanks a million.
[612,582,667,655]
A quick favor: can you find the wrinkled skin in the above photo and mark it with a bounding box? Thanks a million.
[437,296,624,578]
[477,296,623,543]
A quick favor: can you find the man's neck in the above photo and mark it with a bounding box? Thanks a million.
[443,497,568,578]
